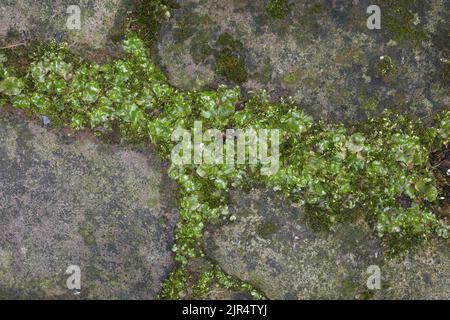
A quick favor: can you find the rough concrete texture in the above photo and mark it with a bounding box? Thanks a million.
[157,0,449,121]
[0,0,136,58]
[1,0,449,300]
[205,190,450,299]
[0,112,179,299]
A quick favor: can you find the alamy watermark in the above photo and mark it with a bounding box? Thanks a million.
[66,5,81,30]
[66,265,81,294]
[366,265,381,290]
[367,5,381,30]
[171,121,280,175]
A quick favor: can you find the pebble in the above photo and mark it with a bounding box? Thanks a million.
[42,116,50,126]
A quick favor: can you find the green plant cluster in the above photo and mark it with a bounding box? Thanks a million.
[380,0,427,43]
[215,33,248,85]
[1,34,449,297]
[192,265,265,300]
[160,266,188,299]
[160,264,264,299]
[133,0,173,47]
[266,0,289,19]
[378,55,398,82]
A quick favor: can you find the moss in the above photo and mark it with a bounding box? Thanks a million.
[172,13,212,43]
[157,216,169,227]
[78,227,96,246]
[128,0,174,48]
[215,33,248,84]
[438,56,450,84]
[340,276,377,300]
[378,55,398,82]
[380,0,427,43]
[217,33,243,50]
[147,196,158,208]
[258,64,274,83]
[190,30,215,65]
[283,70,301,86]
[160,267,188,299]
[361,97,379,113]
[358,288,376,300]
[283,73,298,84]
[304,204,336,232]
[192,265,266,300]
[192,43,214,65]
[84,265,103,280]
[266,0,289,20]
[216,49,248,84]
[6,27,20,39]
[26,277,61,291]
[307,3,325,15]
[173,17,194,43]
[340,277,359,298]
[256,220,277,239]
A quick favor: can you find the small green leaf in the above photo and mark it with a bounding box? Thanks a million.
[0,77,24,96]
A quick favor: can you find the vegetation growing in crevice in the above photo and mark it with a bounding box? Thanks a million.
[192,265,265,300]
[160,266,188,299]
[160,263,264,300]
[1,32,449,297]
[127,0,176,48]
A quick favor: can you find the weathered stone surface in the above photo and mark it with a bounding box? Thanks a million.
[205,189,450,299]
[157,0,449,121]
[0,0,136,58]
[0,112,179,299]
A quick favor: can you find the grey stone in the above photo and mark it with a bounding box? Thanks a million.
[157,0,449,122]
[0,0,136,58]
[0,112,179,299]
[205,189,450,299]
